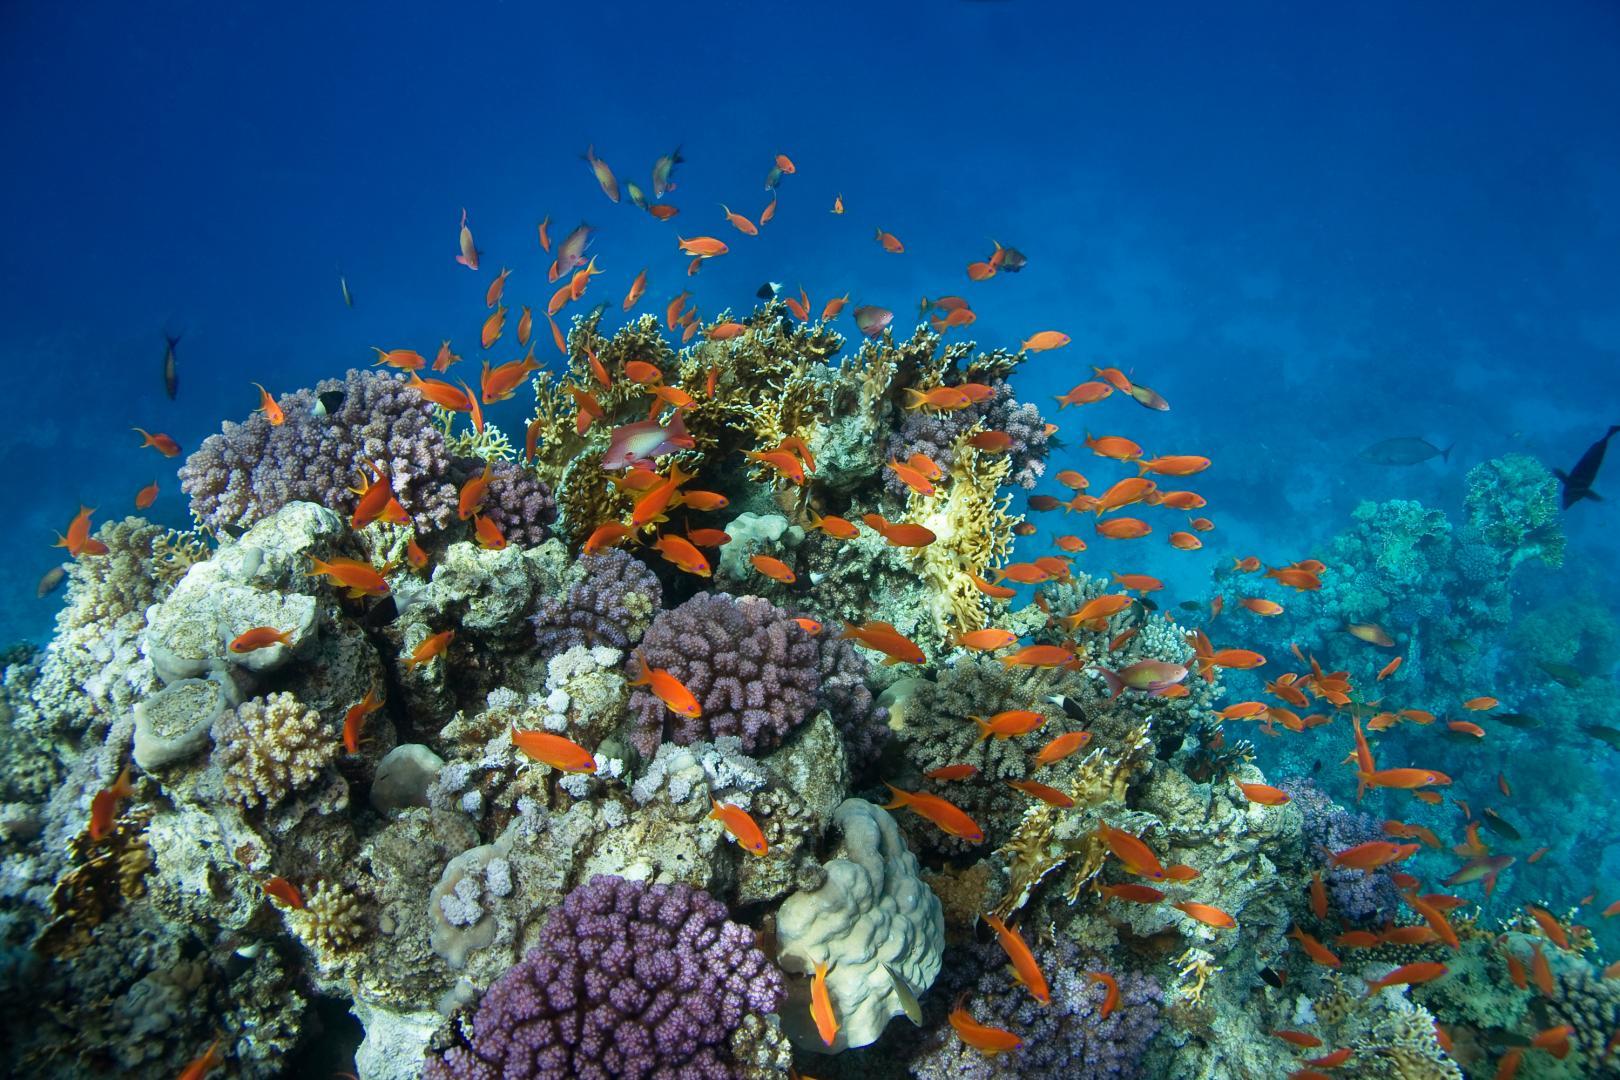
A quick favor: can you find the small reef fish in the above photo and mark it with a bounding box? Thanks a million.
[883,784,983,842]
[1288,927,1341,967]
[264,876,304,908]
[1097,824,1166,880]
[584,144,619,202]
[132,427,181,456]
[372,347,426,371]
[1092,661,1188,698]
[1362,961,1448,998]
[924,764,978,781]
[162,331,180,399]
[875,228,904,253]
[55,505,108,558]
[343,686,383,753]
[1020,331,1069,352]
[603,409,695,470]
[999,644,1075,668]
[88,764,136,842]
[37,564,67,597]
[404,630,454,670]
[881,962,924,1025]
[1055,381,1114,408]
[861,514,936,547]
[709,800,768,856]
[308,556,390,598]
[983,914,1049,1002]
[1101,882,1165,904]
[1235,781,1291,806]
[1173,901,1236,929]
[229,626,292,653]
[455,208,480,269]
[1331,841,1419,872]
[811,961,838,1046]
[135,480,159,509]
[510,727,596,773]
[750,554,796,583]
[840,621,925,664]
[1006,779,1074,808]
[177,1036,227,1080]
[653,534,711,577]
[1033,730,1092,767]
[651,146,683,197]
[628,651,702,717]
[948,997,1021,1055]
[853,305,892,338]
[1555,424,1619,507]
[953,628,1018,651]
[972,710,1046,740]
[458,462,494,519]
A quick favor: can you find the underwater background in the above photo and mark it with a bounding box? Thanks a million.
[2,1,1619,1077]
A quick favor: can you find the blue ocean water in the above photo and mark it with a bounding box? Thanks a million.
[4,0,1619,1071]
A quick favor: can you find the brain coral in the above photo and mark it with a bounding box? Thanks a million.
[627,592,819,758]
[179,368,459,532]
[211,691,337,808]
[775,798,944,1051]
[424,873,783,1080]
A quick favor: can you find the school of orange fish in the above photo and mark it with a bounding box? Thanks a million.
[52,142,1615,1079]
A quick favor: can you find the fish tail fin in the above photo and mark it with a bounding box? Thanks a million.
[881,783,908,810]
[1092,665,1125,699]
[972,717,992,742]
[1587,488,1604,502]
[1440,443,1453,462]
[903,388,927,409]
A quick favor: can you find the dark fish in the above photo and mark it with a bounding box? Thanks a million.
[1310,759,1322,774]
[37,565,66,599]
[998,247,1028,272]
[360,595,399,630]
[1027,495,1060,512]
[1480,808,1521,841]
[1554,424,1619,508]
[1445,638,1477,656]
[1136,597,1159,613]
[1536,660,1585,688]
[1583,724,1620,749]
[1359,437,1451,466]
[756,282,783,300]
[583,301,610,324]
[1178,601,1201,612]
[1012,521,1037,536]
[314,390,346,417]
[1495,711,1540,729]
[651,146,683,198]
[1258,966,1285,989]
[764,165,783,190]
[162,332,181,400]
[1049,694,1090,723]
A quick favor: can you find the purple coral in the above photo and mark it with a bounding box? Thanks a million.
[816,634,889,769]
[885,379,1049,495]
[425,874,783,1080]
[180,368,458,531]
[1279,776,1401,922]
[910,941,1161,1079]
[628,593,818,758]
[532,549,662,657]
[451,457,555,547]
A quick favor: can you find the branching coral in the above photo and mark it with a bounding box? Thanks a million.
[180,368,459,532]
[627,593,819,758]
[211,691,338,809]
[532,548,662,658]
[449,456,555,547]
[424,874,783,1080]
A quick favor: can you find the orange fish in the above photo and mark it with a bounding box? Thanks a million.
[371,346,427,371]
[1363,961,1448,998]
[1055,535,1088,553]
[1239,598,1284,616]
[1168,531,1203,550]
[482,305,506,349]
[1084,431,1143,460]
[821,294,849,321]
[998,644,1075,668]
[408,372,473,412]
[1020,330,1069,352]
[1097,824,1166,880]
[628,651,702,717]
[485,267,511,309]
[229,626,292,653]
[1335,930,1380,949]
[308,555,390,598]
[1273,1031,1324,1048]
[710,800,768,856]
[886,459,936,495]
[760,195,778,225]
[132,427,180,456]
[1525,905,1569,949]
[134,480,159,509]
[953,628,1018,651]
[251,382,285,426]
[883,784,983,841]
[840,620,925,664]
[792,617,820,635]
[983,914,1049,1003]
[925,764,978,782]
[677,235,729,258]
[1006,779,1074,808]
[1100,883,1165,904]
[405,630,454,670]
[1054,382,1113,408]
[1464,696,1499,711]
[1530,942,1553,994]
[1137,454,1211,477]
[1236,781,1291,806]
[433,340,461,372]
[810,961,838,1046]
[875,228,905,253]
[177,1036,227,1080]
[1447,720,1485,738]
[1173,901,1236,929]
[720,204,758,236]
[88,764,136,842]
[1034,730,1092,768]
[1331,841,1418,872]
[1377,656,1403,681]
[343,685,383,754]
[54,506,102,558]
[904,385,973,412]
[861,515,936,548]
[481,354,543,404]
[750,554,797,583]
[650,534,710,577]
[1266,567,1322,591]
[1530,1025,1573,1059]
[948,997,1021,1055]
[804,511,860,540]
[967,430,1013,452]
[1288,926,1341,967]
[264,876,304,909]
[1096,517,1152,540]
[968,572,1018,599]
[457,462,494,520]
[510,726,596,773]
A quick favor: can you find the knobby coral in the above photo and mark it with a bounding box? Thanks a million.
[425,874,783,1080]
[211,691,337,808]
[532,548,662,658]
[627,593,819,758]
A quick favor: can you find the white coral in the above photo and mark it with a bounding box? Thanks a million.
[212,691,336,808]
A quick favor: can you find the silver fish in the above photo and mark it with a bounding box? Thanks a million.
[37,564,66,599]
[881,962,923,1026]
[339,272,354,308]
[1358,437,1451,466]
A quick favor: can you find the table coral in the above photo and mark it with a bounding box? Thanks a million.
[424,873,783,1080]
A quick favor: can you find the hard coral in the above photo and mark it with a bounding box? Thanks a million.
[1279,776,1400,922]
[180,368,458,532]
[532,548,662,658]
[451,456,556,547]
[424,873,783,1080]
[628,593,819,758]
[212,691,337,808]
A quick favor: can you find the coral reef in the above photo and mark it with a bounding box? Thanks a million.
[212,691,338,809]
[531,548,661,658]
